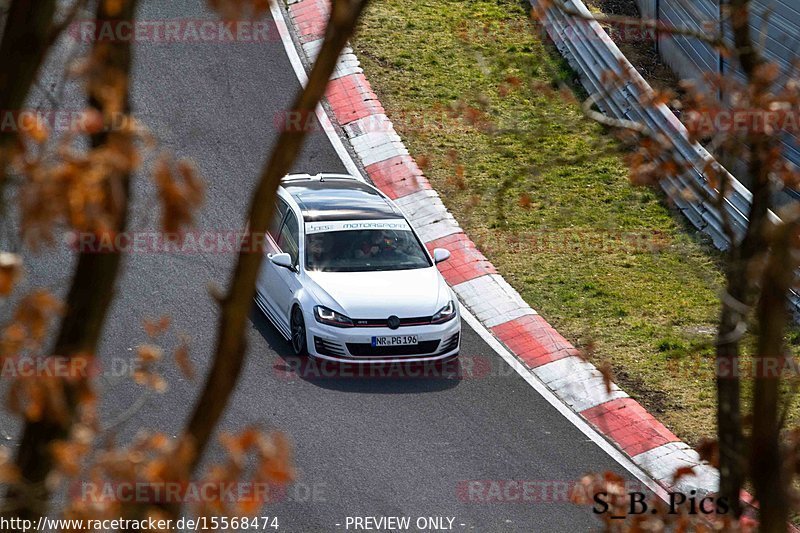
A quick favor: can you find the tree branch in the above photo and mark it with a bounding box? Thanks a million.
[713,0,776,519]
[3,0,139,524]
[46,0,89,48]
[0,0,57,186]
[750,217,798,532]
[162,0,371,520]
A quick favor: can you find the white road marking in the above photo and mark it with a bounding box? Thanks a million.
[532,355,629,412]
[394,190,463,243]
[269,0,363,180]
[460,307,668,501]
[633,442,719,496]
[453,275,536,328]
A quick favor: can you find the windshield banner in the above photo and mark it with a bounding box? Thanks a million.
[305,219,412,234]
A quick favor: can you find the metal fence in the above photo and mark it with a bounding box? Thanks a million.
[632,0,800,187]
[634,0,719,84]
[529,0,800,313]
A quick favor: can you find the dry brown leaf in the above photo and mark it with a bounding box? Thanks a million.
[143,316,172,338]
[0,253,23,296]
[174,334,195,381]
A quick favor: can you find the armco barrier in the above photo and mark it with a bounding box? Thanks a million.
[530,0,800,313]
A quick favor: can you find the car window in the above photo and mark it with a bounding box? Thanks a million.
[268,198,289,241]
[305,226,431,272]
[277,211,300,266]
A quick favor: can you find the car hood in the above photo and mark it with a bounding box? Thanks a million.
[306,267,448,318]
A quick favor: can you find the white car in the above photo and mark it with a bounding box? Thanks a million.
[255,173,461,363]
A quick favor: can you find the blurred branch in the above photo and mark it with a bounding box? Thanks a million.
[0,0,57,186]
[712,165,738,246]
[580,91,653,135]
[750,217,798,531]
[163,0,371,520]
[729,0,763,77]
[714,0,775,519]
[46,0,88,47]
[3,0,139,524]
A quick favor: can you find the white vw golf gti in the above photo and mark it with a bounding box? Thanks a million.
[255,173,461,363]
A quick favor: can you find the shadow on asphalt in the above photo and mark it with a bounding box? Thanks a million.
[250,306,462,394]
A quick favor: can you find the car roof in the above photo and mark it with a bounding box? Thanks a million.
[281,176,405,222]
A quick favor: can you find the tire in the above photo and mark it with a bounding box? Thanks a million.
[290,306,309,356]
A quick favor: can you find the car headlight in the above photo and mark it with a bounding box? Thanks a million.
[431,300,457,324]
[314,305,354,328]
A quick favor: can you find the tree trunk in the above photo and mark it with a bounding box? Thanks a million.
[145,1,371,524]
[3,0,138,524]
[0,0,57,181]
[182,0,371,472]
[715,158,771,517]
[714,0,770,517]
[750,221,797,532]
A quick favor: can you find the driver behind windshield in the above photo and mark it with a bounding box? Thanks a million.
[305,228,431,272]
[307,232,335,269]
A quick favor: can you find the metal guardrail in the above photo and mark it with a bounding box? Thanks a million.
[530,0,800,314]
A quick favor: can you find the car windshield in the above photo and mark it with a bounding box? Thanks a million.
[305,222,432,272]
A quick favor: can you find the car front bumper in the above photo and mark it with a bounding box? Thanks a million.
[304,311,462,364]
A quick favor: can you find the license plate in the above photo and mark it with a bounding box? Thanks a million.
[371,335,418,347]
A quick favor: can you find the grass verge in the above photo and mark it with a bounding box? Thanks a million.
[351,0,740,445]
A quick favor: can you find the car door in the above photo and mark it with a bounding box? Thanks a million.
[258,198,300,335]
[256,198,290,331]
[271,208,302,321]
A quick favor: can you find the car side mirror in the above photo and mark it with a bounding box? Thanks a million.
[433,248,451,264]
[270,252,295,271]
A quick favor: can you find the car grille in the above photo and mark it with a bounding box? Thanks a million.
[438,332,460,354]
[351,316,434,327]
[314,336,347,358]
[345,340,441,357]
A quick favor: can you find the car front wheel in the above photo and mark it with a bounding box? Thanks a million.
[290,306,308,356]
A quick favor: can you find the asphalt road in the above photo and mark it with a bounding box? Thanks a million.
[1,1,644,531]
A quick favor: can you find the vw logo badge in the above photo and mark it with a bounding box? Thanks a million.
[387,315,400,330]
